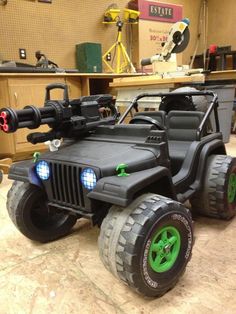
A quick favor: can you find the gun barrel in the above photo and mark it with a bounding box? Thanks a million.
[0,105,58,133]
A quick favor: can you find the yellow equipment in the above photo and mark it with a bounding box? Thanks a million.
[124,8,140,23]
[103,8,121,23]
[102,6,140,73]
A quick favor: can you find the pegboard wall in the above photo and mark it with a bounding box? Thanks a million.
[0,0,129,68]
[0,0,212,70]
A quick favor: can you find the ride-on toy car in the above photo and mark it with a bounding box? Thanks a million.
[0,84,235,297]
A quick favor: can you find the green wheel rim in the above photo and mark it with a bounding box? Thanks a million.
[228,173,236,203]
[148,226,181,273]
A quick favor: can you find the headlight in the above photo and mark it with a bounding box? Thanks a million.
[81,168,97,190]
[35,160,50,180]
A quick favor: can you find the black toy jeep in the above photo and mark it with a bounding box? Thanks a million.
[0,84,235,297]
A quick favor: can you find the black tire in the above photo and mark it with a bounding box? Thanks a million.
[172,87,208,112]
[159,87,208,113]
[6,181,77,242]
[191,155,236,220]
[0,170,3,184]
[98,194,193,297]
[159,94,195,114]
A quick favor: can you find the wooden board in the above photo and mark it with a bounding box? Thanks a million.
[206,70,236,81]
[110,74,205,88]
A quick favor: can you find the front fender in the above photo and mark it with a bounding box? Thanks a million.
[88,166,175,207]
[8,160,42,187]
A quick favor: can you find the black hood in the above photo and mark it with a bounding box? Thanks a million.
[42,139,159,176]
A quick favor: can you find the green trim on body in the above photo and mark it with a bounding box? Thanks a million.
[116,163,129,177]
[228,173,236,203]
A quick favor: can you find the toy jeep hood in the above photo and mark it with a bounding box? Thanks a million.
[42,139,159,176]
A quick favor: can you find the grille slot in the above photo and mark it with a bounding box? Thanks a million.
[50,163,85,208]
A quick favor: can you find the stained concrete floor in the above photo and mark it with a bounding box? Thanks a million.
[0,138,236,314]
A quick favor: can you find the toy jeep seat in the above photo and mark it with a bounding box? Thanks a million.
[167,110,205,173]
[131,110,205,174]
[167,111,204,141]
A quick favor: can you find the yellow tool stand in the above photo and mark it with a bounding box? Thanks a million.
[102,7,140,74]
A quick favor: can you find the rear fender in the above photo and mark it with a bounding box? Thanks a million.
[191,139,226,190]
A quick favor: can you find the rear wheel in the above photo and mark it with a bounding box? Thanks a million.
[7,181,77,242]
[98,194,193,297]
[190,155,236,220]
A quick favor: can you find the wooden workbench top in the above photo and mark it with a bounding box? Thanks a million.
[110,74,205,88]
[1,70,235,84]
[205,70,236,81]
[0,72,141,78]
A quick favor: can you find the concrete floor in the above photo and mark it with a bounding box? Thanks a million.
[0,138,236,314]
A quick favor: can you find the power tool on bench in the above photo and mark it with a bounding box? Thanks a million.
[141,18,190,75]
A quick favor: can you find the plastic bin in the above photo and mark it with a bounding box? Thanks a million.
[76,42,102,73]
[206,85,235,143]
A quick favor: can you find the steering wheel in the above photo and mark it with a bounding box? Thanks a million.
[129,115,165,131]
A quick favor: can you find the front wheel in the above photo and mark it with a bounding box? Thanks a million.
[98,194,193,297]
[0,170,3,184]
[7,181,77,242]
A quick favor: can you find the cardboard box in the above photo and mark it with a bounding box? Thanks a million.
[132,0,183,71]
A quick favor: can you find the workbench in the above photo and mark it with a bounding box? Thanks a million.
[109,71,236,108]
[205,70,236,82]
[110,74,205,108]
[110,74,205,88]
[0,72,138,159]
[110,70,236,89]
[1,71,235,160]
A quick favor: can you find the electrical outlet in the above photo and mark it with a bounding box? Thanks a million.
[19,48,27,59]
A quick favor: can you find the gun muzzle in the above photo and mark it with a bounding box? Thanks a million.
[0,104,64,133]
[0,111,9,132]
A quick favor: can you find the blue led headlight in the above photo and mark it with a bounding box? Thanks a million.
[81,168,97,190]
[35,160,50,180]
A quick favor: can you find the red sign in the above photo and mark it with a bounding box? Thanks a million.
[138,0,183,23]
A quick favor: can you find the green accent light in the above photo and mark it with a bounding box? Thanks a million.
[227,173,236,203]
[116,163,129,177]
[33,152,41,163]
[148,226,181,273]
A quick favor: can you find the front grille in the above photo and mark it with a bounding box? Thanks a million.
[50,162,85,209]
